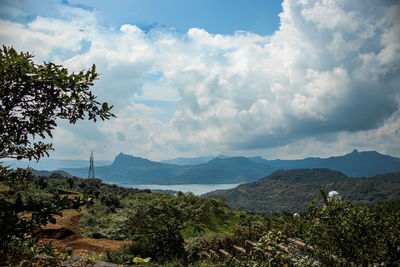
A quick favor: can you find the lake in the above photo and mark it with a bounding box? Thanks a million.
[107,183,240,195]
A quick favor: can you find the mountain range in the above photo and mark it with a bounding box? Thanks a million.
[61,153,274,184]
[58,149,400,184]
[205,169,400,213]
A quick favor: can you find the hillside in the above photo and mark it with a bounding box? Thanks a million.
[205,169,400,213]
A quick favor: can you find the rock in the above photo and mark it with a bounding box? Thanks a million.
[18,259,33,267]
[85,261,119,267]
[63,255,85,267]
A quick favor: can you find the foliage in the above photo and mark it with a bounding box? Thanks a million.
[101,246,137,265]
[185,232,237,262]
[0,167,83,253]
[258,230,290,266]
[0,46,114,254]
[80,200,128,239]
[184,191,400,266]
[0,46,114,160]
[129,230,186,263]
[232,216,272,242]
[125,192,226,235]
[34,241,57,257]
[99,193,121,212]
[303,189,400,265]
[120,192,226,263]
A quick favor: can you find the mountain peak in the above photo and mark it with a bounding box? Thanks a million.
[112,153,154,167]
[351,149,359,154]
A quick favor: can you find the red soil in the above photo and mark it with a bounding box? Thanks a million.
[38,210,130,255]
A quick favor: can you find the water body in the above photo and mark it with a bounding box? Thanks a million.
[109,183,240,195]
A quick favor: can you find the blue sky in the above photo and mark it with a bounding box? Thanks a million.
[0,0,399,161]
[0,0,282,35]
[70,0,282,35]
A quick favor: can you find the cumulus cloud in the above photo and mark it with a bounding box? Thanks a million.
[153,0,399,155]
[1,0,399,160]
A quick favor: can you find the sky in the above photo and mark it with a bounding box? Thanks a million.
[0,0,399,161]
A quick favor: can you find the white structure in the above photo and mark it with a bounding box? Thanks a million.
[328,191,341,201]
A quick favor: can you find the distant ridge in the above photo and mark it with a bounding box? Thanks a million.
[56,149,400,184]
[32,170,72,177]
[260,149,400,177]
[161,156,214,166]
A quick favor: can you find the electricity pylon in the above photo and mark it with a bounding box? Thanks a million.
[88,151,95,179]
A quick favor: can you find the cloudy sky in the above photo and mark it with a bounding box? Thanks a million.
[1,0,399,161]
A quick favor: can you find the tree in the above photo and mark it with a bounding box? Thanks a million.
[0,45,114,160]
[0,46,114,253]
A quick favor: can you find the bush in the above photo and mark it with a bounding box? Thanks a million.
[80,201,128,240]
[304,189,400,265]
[185,232,237,262]
[0,167,76,253]
[101,246,136,264]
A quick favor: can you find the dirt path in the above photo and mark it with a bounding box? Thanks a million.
[38,209,130,255]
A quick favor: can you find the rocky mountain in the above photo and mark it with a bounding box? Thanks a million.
[205,169,400,213]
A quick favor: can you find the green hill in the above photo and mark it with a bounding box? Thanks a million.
[205,169,400,213]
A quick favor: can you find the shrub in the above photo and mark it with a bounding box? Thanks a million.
[304,189,400,265]
[185,232,237,262]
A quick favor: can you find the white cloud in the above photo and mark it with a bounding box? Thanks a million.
[1,0,399,160]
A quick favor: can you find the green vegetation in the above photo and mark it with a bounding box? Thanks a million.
[0,45,114,254]
[302,189,400,265]
[75,176,400,266]
[0,46,114,161]
[0,170,399,266]
[206,168,400,213]
[81,190,228,263]
[0,168,78,253]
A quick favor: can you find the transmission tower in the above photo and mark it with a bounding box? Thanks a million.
[88,151,95,179]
